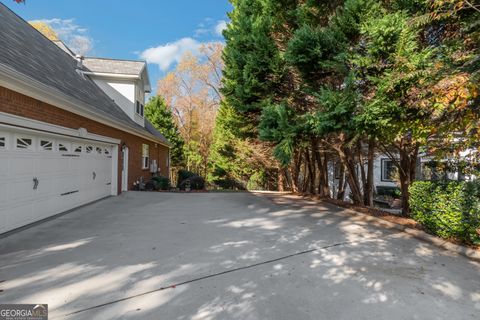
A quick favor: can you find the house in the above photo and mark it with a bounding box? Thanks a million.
[0,4,170,233]
[327,151,475,205]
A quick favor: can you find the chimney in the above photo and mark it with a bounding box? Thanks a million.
[75,54,84,69]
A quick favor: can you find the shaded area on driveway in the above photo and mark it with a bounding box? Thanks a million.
[0,192,479,319]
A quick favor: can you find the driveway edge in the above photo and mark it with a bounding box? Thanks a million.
[331,203,480,262]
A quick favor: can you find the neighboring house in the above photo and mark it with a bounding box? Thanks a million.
[0,4,170,233]
[327,151,475,203]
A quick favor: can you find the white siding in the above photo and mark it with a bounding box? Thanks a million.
[134,81,145,127]
[93,79,135,119]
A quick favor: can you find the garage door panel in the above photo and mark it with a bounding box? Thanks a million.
[35,156,65,175]
[34,176,57,198]
[9,178,35,203]
[1,128,116,234]
[0,156,10,178]
[6,203,34,230]
[9,156,35,177]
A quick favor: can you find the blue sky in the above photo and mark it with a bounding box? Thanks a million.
[4,0,232,92]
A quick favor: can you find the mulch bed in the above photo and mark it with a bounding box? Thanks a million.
[295,193,479,250]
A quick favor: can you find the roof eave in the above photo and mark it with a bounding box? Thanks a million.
[0,63,169,148]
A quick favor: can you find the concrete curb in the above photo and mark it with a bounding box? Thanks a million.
[333,204,480,263]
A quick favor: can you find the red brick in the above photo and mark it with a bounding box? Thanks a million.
[0,86,169,194]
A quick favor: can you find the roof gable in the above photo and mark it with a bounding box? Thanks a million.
[0,3,164,145]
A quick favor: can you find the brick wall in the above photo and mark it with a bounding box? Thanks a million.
[0,86,170,193]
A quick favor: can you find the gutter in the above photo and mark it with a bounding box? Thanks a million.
[0,63,170,148]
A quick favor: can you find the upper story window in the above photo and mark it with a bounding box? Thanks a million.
[142,144,149,169]
[135,101,144,117]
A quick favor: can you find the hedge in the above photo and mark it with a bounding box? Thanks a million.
[152,176,170,191]
[177,169,206,190]
[409,180,480,244]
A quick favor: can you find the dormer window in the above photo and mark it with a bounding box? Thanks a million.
[135,101,144,117]
[135,101,140,114]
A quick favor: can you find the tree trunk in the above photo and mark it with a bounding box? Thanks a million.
[278,167,285,192]
[398,145,419,216]
[313,140,330,197]
[289,150,302,193]
[337,147,363,205]
[304,148,315,194]
[337,164,345,200]
[364,138,375,207]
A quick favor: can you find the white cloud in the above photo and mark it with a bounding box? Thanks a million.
[31,18,93,55]
[140,37,202,71]
[215,20,227,36]
[194,18,228,38]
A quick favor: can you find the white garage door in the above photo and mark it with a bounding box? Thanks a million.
[0,128,116,233]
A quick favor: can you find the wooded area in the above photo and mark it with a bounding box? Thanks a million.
[146,0,479,216]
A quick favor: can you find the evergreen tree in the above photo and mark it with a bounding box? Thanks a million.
[145,96,185,167]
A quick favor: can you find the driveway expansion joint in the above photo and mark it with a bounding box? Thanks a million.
[65,240,353,316]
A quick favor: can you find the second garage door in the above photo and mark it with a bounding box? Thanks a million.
[0,127,116,233]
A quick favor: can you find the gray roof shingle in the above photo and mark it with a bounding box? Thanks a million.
[0,3,169,146]
[83,57,145,75]
[145,119,170,145]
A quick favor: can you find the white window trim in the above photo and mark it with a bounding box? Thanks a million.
[0,134,7,149]
[57,141,71,152]
[15,135,35,151]
[142,144,149,169]
[39,138,54,152]
[73,143,84,153]
[381,158,397,182]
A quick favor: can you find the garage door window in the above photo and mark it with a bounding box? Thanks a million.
[142,144,149,169]
[16,137,33,150]
[104,147,110,156]
[96,147,102,154]
[58,142,69,152]
[86,146,93,153]
[0,137,5,149]
[40,140,53,151]
[73,144,83,153]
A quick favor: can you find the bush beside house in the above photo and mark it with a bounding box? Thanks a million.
[177,169,206,190]
[409,181,480,244]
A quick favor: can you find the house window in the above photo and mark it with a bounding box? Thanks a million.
[135,101,144,117]
[0,137,5,148]
[142,144,149,169]
[381,159,397,182]
[16,137,33,150]
[40,140,53,151]
[136,101,141,114]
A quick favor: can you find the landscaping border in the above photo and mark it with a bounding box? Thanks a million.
[264,193,480,262]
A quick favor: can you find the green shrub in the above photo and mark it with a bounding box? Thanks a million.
[212,178,246,190]
[152,176,170,190]
[179,175,205,190]
[376,186,401,198]
[177,169,196,187]
[409,181,480,244]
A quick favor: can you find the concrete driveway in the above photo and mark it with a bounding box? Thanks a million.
[0,192,479,320]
